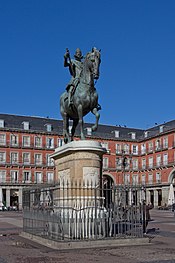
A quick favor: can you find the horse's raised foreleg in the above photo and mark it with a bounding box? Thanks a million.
[91,107,100,131]
[77,104,85,140]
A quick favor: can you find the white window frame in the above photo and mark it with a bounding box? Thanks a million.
[116,143,121,154]
[0,120,4,128]
[132,145,138,155]
[103,157,108,169]
[23,152,30,164]
[0,134,6,146]
[156,155,161,167]
[0,152,6,164]
[10,134,18,146]
[163,137,168,149]
[23,171,31,183]
[22,121,29,130]
[11,170,18,183]
[22,136,30,147]
[142,158,146,169]
[47,172,54,183]
[46,137,54,149]
[163,153,168,165]
[156,172,161,183]
[148,157,153,168]
[141,143,146,154]
[0,170,6,183]
[10,152,18,164]
[34,153,42,165]
[34,171,43,183]
[35,136,42,148]
[132,159,138,170]
[148,173,153,184]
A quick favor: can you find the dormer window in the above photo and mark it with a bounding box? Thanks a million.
[144,131,149,138]
[22,121,29,130]
[130,132,136,139]
[87,127,92,136]
[115,130,119,138]
[0,120,4,128]
[45,124,52,132]
[159,125,164,133]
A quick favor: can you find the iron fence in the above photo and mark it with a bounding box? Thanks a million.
[23,180,146,241]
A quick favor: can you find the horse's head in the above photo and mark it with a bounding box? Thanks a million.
[88,47,101,80]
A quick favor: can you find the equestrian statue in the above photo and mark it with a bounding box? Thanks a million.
[60,47,101,143]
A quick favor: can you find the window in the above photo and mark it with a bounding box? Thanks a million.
[34,172,42,183]
[148,157,153,168]
[116,157,122,170]
[141,174,146,185]
[22,121,29,130]
[87,127,92,135]
[0,134,6,146]
[34,154,42,165]
[58,138,64,147]
[11,170,18,183]
[0,152,6,163]
[156,155,161,167]
[148,142,153,152]
[142,159,146,169]
[45,124,52,132]
[0,170,6,183]
[116,144,121,154]
[46,137,54,149]
[35,136,42,148]
[46,154,54,166]
[132,159,138,170]
[156,172,161,183]
[47,172,54,183]
[23,171,31,182]
[132,145,138,155]
[114,130,119,138]
[159,125,164,133]
[22,136,30,147]
[11,152,18,164]
[124,174,130,184]
[144,131,149,138]
[101,142,109,151]
[103,157,108,169]
[123,157,130,170]
[148,173,153,184]
[131,132,136,139]
[132,174,138,185]
[155,139,161,150]
[123,144,129,154]
[0,120,4,128]
[163,153,168,165]
[141,143,146,154]
[163,137,168,149]
[10,134,18,146]
[23,153,30,164]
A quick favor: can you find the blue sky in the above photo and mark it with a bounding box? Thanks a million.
[0,0,175,129]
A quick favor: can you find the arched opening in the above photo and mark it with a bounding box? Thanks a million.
[102,174,115,209]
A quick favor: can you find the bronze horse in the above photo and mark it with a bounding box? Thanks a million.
[60,48,101,143]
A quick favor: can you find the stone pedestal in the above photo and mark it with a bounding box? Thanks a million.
[51,140,105,185]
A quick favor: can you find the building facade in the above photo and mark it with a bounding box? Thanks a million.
[0,113,175,209]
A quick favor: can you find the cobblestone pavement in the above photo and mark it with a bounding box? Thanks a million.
[0,210,174,263]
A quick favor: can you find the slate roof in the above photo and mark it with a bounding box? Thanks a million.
[0,113,175,141]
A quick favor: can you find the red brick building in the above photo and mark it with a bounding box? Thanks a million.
[0,113,174,209]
